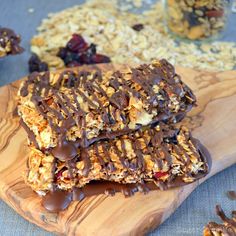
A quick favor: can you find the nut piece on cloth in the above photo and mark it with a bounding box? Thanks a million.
[203,205,236,236]
[0,27,24,57]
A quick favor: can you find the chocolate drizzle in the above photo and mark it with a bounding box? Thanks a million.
[51,136,78,161]
[18,60,210,213]
[19,60,196,162]
[40,133,211,212]
[20,119,39,149]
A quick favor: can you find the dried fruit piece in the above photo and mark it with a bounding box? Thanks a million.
[67,61,81,68]
[132,24,144,31]
[57,34,111,67]
[28,53,49,73]
[66,34,88,53]
[154,171,168,179]
[90,54,111,64]
[206,9,224,18]
[187,25,204,40]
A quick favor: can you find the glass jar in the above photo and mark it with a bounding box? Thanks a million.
[164,0,232,41]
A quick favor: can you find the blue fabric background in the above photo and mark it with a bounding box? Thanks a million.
[0,1,235,235]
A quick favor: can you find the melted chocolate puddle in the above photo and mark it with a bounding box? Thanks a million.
[42,181,156,212]
[42,190,72,212]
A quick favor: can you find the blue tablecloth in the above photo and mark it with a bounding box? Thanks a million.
[0,1,235,235]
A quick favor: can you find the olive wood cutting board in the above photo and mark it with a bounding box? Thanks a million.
[0,64,236,236]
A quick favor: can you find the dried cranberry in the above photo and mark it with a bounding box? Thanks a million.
[56,169,63,180]
[67,61,81,67]
[55,167,68,180]
[66,34,88,53]
[154,171,168,179]
[57,34,111,67]
[79,44,97,64]
[91,54,111,63]
[132,24,144,32]
[63,52,80,65]
[88,43,97,55]
[57,47,68,59]
[206,9,224,18]
[45,97,54,105]
[28,53,48,73]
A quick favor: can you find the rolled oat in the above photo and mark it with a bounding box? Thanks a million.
[30,0,236,72]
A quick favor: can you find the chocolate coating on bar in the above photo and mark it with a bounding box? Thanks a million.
[164,137,211,189]
[20,119,39,149]
[63,124,209,184]
[19,60,196,160]
[51,138,78,161]
[41,134,211,212]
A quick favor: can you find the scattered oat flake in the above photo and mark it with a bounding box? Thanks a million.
[30,0,236,71]
[28,8,35,13]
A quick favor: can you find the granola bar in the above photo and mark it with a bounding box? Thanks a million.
[0,27,24,57]
[24,124,210,195]
[203,205,236,236]
[18,59,196,162]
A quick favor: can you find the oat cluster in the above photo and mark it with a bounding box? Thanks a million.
[30,0,236,71]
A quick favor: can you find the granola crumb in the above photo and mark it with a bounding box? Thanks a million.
[28,8,35,13]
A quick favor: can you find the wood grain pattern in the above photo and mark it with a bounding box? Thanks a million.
[0,65,236,236]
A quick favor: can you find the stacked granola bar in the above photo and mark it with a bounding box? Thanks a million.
[18,59,210,211]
